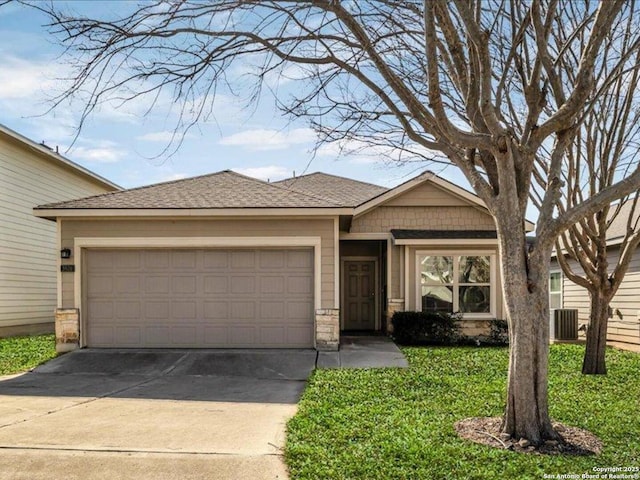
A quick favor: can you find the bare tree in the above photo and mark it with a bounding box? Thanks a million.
[553,52,640,375]
[30,0,640,445]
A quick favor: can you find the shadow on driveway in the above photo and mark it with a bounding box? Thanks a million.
[0,349,317,404]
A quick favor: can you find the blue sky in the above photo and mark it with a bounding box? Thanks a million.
[0,1,469,190]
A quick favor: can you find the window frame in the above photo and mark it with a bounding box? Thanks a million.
[549,270,563,310]
[415,250,497,319]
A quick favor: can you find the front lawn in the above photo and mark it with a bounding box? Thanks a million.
[0,334,57,375]
[286,345,640,479]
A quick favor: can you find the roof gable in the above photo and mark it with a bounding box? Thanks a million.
[354,171,488,215]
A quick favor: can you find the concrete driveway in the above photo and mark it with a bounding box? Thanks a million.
[0,349,316,480]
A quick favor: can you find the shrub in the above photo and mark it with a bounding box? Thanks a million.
[391,311,462,345]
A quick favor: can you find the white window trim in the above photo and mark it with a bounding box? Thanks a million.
[549,270,563,309]
[415,250,497,319]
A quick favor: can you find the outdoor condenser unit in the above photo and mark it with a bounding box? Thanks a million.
[554,309,578,341]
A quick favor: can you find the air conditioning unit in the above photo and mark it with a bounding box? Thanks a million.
[554,309,578,341]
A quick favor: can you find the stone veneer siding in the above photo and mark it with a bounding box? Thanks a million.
[351,206,495,233]
[55,308,80,353]
[386,299,405,333]
[315,308,339,351]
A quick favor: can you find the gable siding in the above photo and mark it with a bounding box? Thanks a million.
[384,182,468,207]
[60,217,336,311]
[0,137,113,331]
[350,206,496,233]
[558,249,640,349]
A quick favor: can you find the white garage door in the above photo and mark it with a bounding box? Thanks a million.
[85,248,314,348]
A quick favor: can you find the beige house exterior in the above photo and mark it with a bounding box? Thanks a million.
[35,169,507,352]
[0,124,119,337]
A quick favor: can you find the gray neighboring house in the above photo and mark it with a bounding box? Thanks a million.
[551,200,640,352]
[35,169,520,352]
[0,124,119,337]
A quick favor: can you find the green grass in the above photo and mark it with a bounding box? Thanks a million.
[286,345,640,479]
[0,334,57,375]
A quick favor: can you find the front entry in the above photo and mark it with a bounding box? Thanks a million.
[343,260,377,330]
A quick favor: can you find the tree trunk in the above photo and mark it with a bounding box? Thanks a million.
[582,292,610,374]
[496,215,559,445]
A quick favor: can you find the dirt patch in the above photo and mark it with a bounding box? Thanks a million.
[454,417,602,455]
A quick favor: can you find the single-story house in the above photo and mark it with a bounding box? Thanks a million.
[0,123,119,337]
[34,169,511,351]
[551,200,640,352]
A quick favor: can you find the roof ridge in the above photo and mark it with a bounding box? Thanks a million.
[275,171,387,190]
[259,173,343,207]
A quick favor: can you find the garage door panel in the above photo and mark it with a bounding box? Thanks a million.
[260,302,285,319]
[231,302,255,319]
[144,250,170,269]
[203,276,228,294]
[260,251,285,268]
[172,301,197,319]
[231,251,256,269]
[115,327,141,345]
[114,251,141,269]
[203,301,228,319]
[203,326,229,346]
[115,301,141,319]
[115,276,140,294]
[288,276,313,294]
[171,251,197,269]
[86,248,314,348]
[230,276,255,294]
[260,276,285,294]
[146,276,170,294]
[145,301,170,319]
[202,251,229,268]
[87,276,114,295]
[172,276,197,294]
[171,326,197,345]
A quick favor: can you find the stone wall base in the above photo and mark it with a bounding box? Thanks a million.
[385,299,405,334]
[55,308,80,353]
[315,308,339,351]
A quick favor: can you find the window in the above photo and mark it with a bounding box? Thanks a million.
[418,253,494,316]
[549,271,562,309]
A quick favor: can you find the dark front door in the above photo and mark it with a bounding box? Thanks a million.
[344,260,376,330]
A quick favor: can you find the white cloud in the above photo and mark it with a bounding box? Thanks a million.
[0,55,62,101]
[317,138,441,164]
[219,128,316,151]
[69,145,125,164]
[233,165,291,181]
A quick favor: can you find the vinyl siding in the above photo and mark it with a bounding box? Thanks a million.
[558,248,640,348]
[60,217,336,310]
[0,135,114,329]
[350,206,496,233]
[383,182,469,207]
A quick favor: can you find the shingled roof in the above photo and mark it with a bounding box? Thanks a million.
[274,172,388,207]
[36,170,344,210]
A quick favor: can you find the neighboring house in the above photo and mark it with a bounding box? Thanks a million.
[0,124,119,337]
[34,169,513,351]
[551,201,640,352]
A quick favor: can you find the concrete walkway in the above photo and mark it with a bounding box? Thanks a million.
[317,335,408,369]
